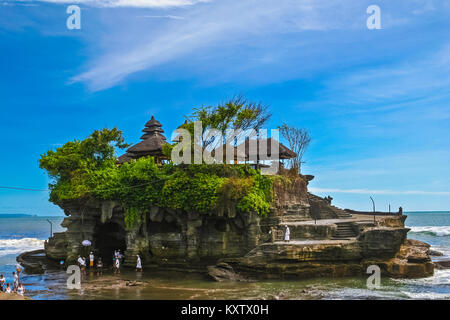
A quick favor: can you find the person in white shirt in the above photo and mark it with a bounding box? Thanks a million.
[114,257,120,274]
[77,256,86,275]
[17,283,25,296]
[89,252,94,269]
[284,225,290,242]
[12,272,19,292]
[0,274,5,292]
[136,255,142,272]
[15,264,23,278]
[5,284,11,294]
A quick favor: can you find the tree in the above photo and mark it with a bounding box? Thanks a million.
[39,128,129,181]
[183,95,272,152]
[278,123,311,173]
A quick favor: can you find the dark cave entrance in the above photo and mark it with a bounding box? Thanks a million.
[93,222,126,265]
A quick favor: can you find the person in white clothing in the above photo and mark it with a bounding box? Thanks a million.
[0,274,5,292]
[284,225,290,242]
[12,272,18,292]
[77,256,86,275]
[114,256,120,274]
[5,283,11,293]
[17,283,25,296]
[136,255,143,272]
[89,252,94,269]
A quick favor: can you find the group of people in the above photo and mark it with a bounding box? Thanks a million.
[0,265,26,296]
[76,250,143,275]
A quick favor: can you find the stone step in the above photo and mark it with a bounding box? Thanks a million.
[332,222,358,239]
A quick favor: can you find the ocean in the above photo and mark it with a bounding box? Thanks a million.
[0,212,449,300]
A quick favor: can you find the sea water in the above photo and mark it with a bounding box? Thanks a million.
[0,213,449,300]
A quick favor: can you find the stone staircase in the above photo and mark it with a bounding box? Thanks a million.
[278,203,312,223]
[332,222,358,239]
[332,206,352,219]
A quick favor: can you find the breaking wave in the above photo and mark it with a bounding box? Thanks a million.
[0,238,45,258]
[408,226,450,237]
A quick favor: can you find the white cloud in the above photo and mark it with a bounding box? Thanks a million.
[70,0,368,90]
[29,0,209,8]
[309,187,450,196]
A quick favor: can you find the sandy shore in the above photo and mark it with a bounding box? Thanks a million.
[0,291,31,300]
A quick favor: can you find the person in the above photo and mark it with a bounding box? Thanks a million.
[136,255,143,272]
[17,283,25,296]
[15,264,23,278]
[59,259,65,270]
[12,272,19,292]
[96,258,103,276]
[5,283,11,294]
[284,225,290,243]
[0,274,5,292]
[114,256,120,274]
[77,255,86,275]
[89,252,95,269]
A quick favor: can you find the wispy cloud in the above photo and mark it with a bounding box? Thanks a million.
[20,0,209,8]
[69,0,408,91]
[310,187,450,196]
[139,15,185,19]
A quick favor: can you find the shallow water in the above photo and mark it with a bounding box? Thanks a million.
[0,213,449,300]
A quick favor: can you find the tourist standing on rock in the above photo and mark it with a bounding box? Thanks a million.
[136,255,143,272]
[17,283,25,296]
[89,252,95,269]
[114,256,120,274]
[77,255,87,275]
[12,272,18,292]
[0,274,5,292]
[96,258,103,276]
[284,225,290,242]
[15,264,23,279]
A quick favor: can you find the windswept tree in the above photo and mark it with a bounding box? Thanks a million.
[278,123,311,173]
[182,95,272,152]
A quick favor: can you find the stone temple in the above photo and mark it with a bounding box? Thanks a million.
[37,116,434,280]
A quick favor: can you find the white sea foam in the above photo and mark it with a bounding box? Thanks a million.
[0,238,45,257]
[408,226,450,237]
[393,269,450,286]
[400,291,450,300]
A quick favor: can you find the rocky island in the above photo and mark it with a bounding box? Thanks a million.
[35,110,434,282]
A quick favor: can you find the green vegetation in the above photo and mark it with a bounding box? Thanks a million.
[39,129,274,229]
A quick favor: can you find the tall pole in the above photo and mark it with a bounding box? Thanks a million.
[46,219,53,238]
[370,197,376,223]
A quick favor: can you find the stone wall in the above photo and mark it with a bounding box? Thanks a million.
[45,198,265,270]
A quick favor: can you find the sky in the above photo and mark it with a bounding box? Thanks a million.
[0,0,449,215]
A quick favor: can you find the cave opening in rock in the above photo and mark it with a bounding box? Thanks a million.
[93,222,126,265]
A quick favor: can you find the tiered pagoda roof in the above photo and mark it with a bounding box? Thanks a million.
[117,115,168,164]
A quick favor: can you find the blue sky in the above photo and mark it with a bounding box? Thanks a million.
[0,0,449,215]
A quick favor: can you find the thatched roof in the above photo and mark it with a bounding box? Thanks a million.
[211,138,296,161]
[117,115,169,164]
[117,153,134,164]
[126,133,168,155]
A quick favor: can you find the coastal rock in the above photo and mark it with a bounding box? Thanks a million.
[428,250,444,257]
[433,260,450,270]
[207,263,249,282]
[42,177,434,281]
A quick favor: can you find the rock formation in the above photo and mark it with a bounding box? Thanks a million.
[44,174,434,280]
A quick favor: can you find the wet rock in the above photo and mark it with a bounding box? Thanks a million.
[428,249,444,257]
[207,263,249,282]
[433,260,450,270]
